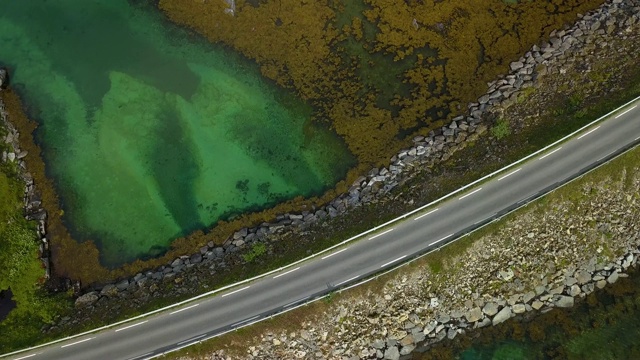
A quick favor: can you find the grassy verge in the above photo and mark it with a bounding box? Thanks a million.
[163,91,640,360]
[0,124,72,353]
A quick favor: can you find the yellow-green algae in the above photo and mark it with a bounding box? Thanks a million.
[0,0,354,265]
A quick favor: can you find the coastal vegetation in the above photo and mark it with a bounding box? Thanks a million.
[163,104,640,359]
[0,0,354,274]
[0,121,71,352]
[1,0,639,354]
[159,0,604,166]
[8,0,603,286]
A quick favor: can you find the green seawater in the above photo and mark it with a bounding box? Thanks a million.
[0,0,354,266]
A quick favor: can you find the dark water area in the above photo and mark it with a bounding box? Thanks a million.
[0,289,15,322]
[0,0,355,266]
[417,269,640,360]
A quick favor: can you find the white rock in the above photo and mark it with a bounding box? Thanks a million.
[512,304,526,314]
[492,306,512,325]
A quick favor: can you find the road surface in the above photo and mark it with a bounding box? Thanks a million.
[3,100,639,360]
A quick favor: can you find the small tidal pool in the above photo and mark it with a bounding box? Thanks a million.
[0,0,354,266]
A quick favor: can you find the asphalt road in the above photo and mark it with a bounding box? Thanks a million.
[4,100,639,360]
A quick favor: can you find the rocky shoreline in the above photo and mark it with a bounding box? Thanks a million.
[69,0,638,307]
[187,163,640,360]
[1,0,637,352]
[165,0,640,358]
[0,71,51,281]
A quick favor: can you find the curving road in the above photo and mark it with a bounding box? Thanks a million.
[3,99,639,360]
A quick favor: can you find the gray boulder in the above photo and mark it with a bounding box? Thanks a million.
[75,292,99,307]
[436,313,450,324]
[476,317,491,328]
[575,270,592,284]
[100,284,117,296]
[171,258,183,267]
[569,284,581,297]
[384,346,400,360]
[423,320,437,335]
[554,295,574,308]
[190,253,202,264]
[522,291,536,304]
[531,300,544,310]
[492,306,512,326]
[512,303,526,314]
[510,61,524,71]
[115,279,129,291]
[450,309,464,320]
[483,302,499,316]
[465,307,483,323]
[400,345,415,356]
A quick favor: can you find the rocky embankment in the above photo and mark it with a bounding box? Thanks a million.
[189,165,640,360]
[161,0,640,358]
[0,69,51,280]
[65,0,639,313]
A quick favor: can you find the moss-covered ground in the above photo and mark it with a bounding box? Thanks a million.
[0,122,72,353]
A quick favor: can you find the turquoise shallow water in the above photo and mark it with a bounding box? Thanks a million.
[0,0,354,266]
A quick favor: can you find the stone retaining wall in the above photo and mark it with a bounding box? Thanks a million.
[373,249,638,359]
[74,0,640,309]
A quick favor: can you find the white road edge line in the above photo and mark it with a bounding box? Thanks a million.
[458,188,482,200]
[321,248,348,260]
[115,320,148,332]
[14,354,38,360]
[414,208,439,221]
[273,267,300,279]
[231,315,260,328]
[380,255,406,268]
[335,275,360,287]
[368,228,395,240]
[169,303,199,315]
[577,126,600,139]
[60,337,94,348]
[220,286,250,298]
[432,234,453,245]
[497,168,521,181]
[6,96,639,360]
[539,147,562,160]
[128,352,153,360]
[177,334,206,346]
[598,152,615,162]
[615,105,637,118]
[283,296,310,308]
